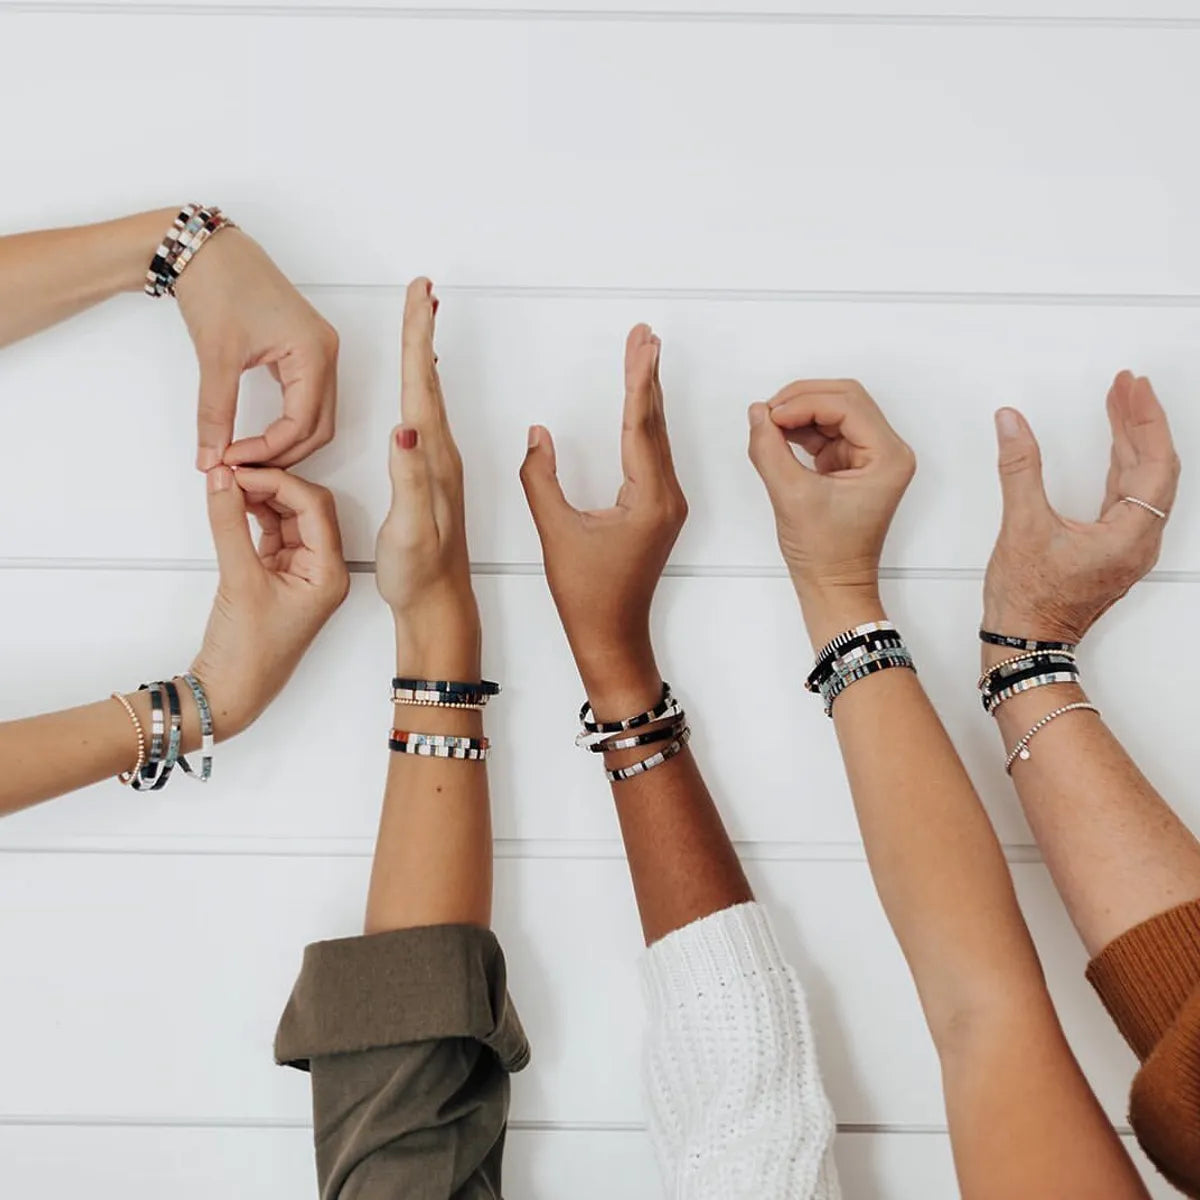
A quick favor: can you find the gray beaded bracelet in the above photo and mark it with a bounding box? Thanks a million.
[179,673,214,783]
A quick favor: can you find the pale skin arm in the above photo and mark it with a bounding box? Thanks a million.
[365,279,493,935]
[520,327,751,945]
[983,374,1200,955]
[747,381,1148,1200]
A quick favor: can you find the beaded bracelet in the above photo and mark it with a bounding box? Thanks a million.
[130,683,166,790]
[179,673,214,782]
[820,645,916,717]
[1005,703,1101,773]
[110,693,147,786]
[607,725,692,783]
[578,682,678,739]
[985,671,1082,716]
[389,730,490,761]
[145,204,235,298]
[807,627,904,692]
[810,621,898,684]
[393,678,501,697]
[586,721,683,755]
[977,651,1078,692]
[979,655,1080,711]
[979,630,1076,654]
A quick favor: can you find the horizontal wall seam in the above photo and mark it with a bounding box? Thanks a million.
[1,5,1199,30]
[0,1113,1138,1135]
[0,837,1046,863]
[3,559,1200,585]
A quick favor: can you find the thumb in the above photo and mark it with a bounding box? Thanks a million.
[196,359,241,471]
[205,467,260,585]
[994,408,1051,526]
[747,402,809,497]
[519,426,574,536]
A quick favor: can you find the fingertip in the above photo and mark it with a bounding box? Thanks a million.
[748,402,768,428]
[994,407,1023,441]
[527,424,542,451]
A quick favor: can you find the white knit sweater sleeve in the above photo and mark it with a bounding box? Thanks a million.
[640,901,842,1200]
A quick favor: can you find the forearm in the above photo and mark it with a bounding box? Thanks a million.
[987,648,1200,956]
[0,208,172,347]
[0,685,201,816]
[364,613,493,935]
[801,586,1050,1043]
[580,649,752,947]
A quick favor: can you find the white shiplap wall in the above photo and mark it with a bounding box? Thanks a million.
[0,3,1194,1197]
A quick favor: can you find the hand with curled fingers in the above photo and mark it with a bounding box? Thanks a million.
[176,227,339,471]
[376,279,481,678]
[520,325,686,708]
[983,370,1181,646]
[191,465,349,740]
[747,380,916,632]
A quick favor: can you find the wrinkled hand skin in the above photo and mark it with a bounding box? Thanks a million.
[746,378,917,596]
[175,227,339,471]
[191,465,349,740]
[983,371,1180,645]
[520,324,686,690]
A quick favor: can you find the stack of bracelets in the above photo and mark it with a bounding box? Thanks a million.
[977,630,1100,774]
[108,673,215,789]
[805,620,917,717]
[145,203,235,298]
[389,677,500,760]
[575,682,691,782]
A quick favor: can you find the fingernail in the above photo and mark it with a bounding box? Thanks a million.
[197,446,220,471]
[748,403,767,427]
[397,427,418,451]
[425,280,434,296]
[527,425,541,450]
[995,408,1021,440]
[208,466,232,494]
[432,297,440,316]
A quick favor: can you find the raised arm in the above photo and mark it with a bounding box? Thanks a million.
[273,281,527,1200]
[0,465,348,816]
[0,208,337,467]
[521,327,840,1199]
[982,372,1200,1194]
[746,380,1148,1200]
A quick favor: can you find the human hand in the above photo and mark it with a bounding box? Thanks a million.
[191,465,349,740]
[375,279,480,678]
[520,325,686,712]
[175,228,339,471]
[747,380,916,628]
[983,371,1180,647]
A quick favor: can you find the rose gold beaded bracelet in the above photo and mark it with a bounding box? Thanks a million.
[109,693,147,785]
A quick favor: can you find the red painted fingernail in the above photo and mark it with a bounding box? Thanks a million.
[425,280,433,296]
[432,296,440,316]
[397,427,418,450]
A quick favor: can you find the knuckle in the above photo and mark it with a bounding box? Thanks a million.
[998,450,1036,477]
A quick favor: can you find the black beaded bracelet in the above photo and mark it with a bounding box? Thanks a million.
[579,682,676,736]
[811,621,898,677]
[979,630,1076,653]
[392,677,501,696]
[979,655,1079,707]
[806,631,906,692]
[586,719,685,755]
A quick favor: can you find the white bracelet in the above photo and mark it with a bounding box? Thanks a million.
[1005,702,1101,774]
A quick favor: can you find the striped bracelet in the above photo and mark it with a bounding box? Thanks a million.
[145,204,235,298]
[389,730,490,761]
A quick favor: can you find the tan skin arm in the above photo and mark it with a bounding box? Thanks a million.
[747,380,1147,1200]
[0,209,337,468]
[0,466,349,818]
[365,279,493,934]
[520,326,751,945]
[981,374,1200,955]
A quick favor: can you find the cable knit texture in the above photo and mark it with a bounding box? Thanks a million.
[1087,898,1200,1199]
[641,902,841,1199]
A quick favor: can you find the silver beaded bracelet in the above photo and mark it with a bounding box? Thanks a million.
[1005,703,1101,773]
[606,725,692,783]
[984,670,1081,715]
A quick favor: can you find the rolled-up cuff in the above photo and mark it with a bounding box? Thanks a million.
[274,923,530,1074]
[1086,898,1200,1061]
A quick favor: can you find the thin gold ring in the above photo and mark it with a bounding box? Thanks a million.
[1120,496,1168,521]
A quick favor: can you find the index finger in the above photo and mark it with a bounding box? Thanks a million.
[767,380,902,451]
[231,467,345,562]
[401,277,447,430]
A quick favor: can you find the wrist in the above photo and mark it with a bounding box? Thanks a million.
[113,208,179,295]
[575,644,663,723]
[393,613,482,681]
[793,581,887,653]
